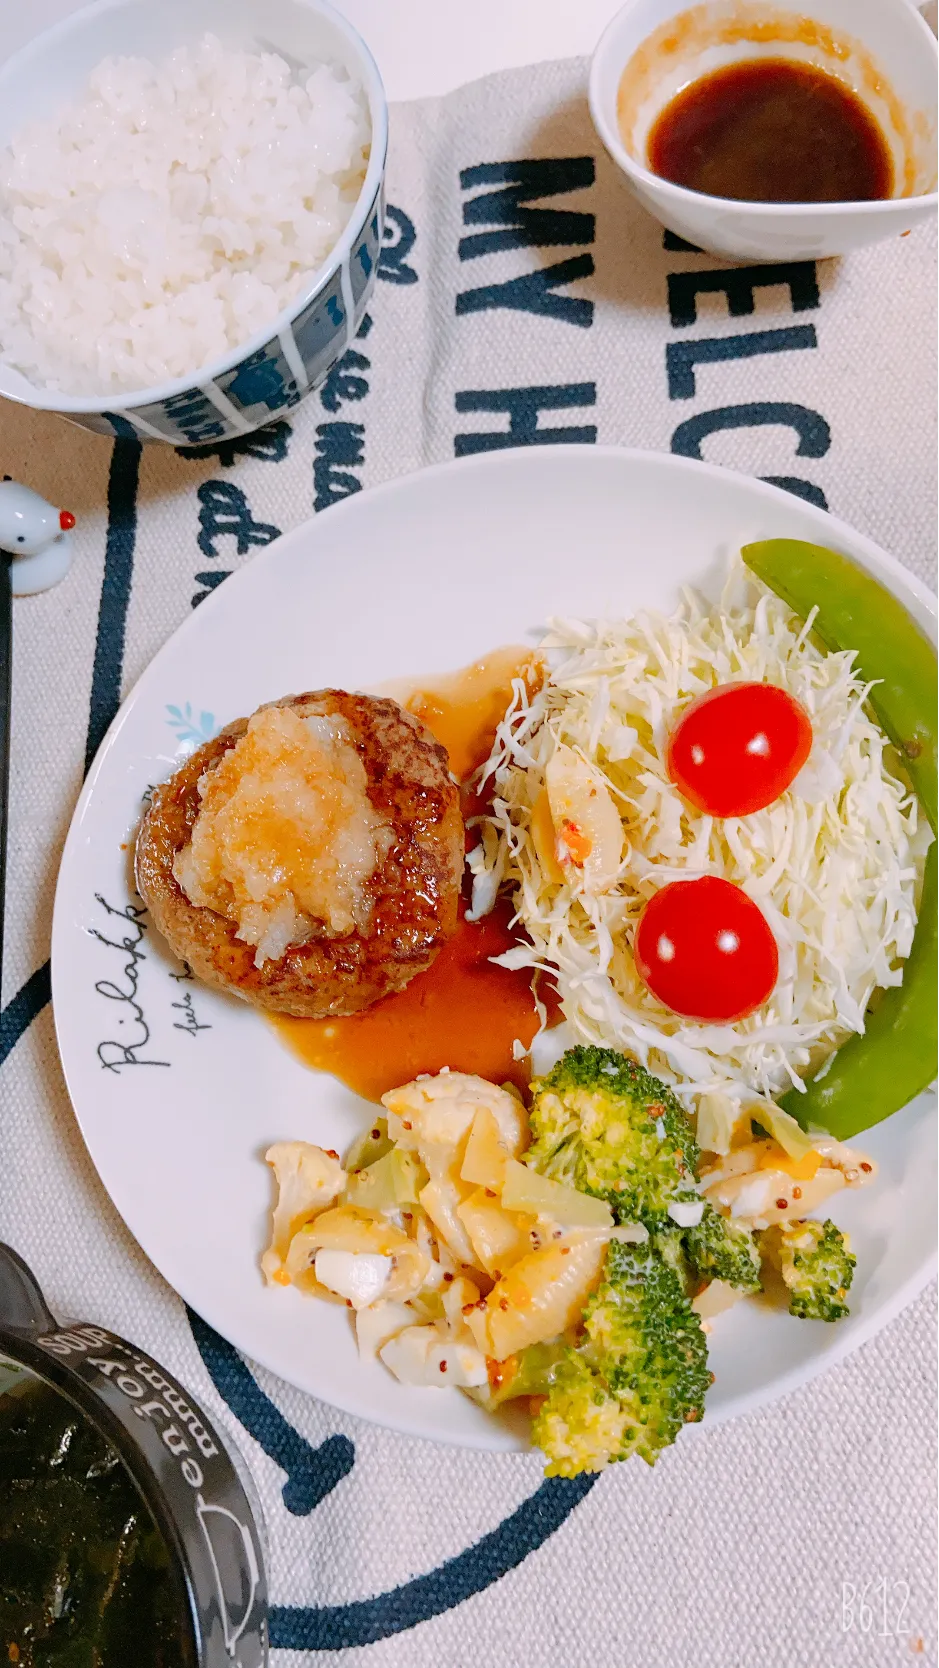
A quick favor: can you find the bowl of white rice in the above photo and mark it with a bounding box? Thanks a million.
[0,0,387,444]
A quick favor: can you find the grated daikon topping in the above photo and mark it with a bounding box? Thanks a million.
[175,704,393,966]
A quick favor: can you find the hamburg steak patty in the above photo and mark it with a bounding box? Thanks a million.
[135,691,464,1018]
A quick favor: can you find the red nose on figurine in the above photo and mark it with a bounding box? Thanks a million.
[0,481,76,594]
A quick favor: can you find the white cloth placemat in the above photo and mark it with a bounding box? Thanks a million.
[0,55,935,1668]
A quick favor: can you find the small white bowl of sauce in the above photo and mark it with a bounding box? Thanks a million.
[589,0,938,261]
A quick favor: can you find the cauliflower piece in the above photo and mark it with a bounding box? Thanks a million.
[285,1206,430,1299]
[461,1106,517,1192]
[441,1275,481,1334]
[355,1299,416,1361]
[418,1170,479,1269]
[382,1071,527,1158]
[262,1141,345,1285]
[314,1249,392,1310]
[382,1071,529,1271]
[380,1324,489,1388]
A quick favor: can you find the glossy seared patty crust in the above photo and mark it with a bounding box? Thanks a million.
[135,691,464,1018]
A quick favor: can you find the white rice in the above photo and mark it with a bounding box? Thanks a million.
[0,33,371,395]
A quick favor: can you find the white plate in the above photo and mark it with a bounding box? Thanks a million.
[52,447,937,1450]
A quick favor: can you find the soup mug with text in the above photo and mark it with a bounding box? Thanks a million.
[0,1243,269,1667]
[589,0,938,260]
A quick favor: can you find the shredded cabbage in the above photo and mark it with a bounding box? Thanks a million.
[471,565,929,1108]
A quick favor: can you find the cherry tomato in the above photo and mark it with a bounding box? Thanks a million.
[635,875,778,1022]
[667,682,812,817]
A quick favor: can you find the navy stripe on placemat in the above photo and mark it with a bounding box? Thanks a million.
[84,431,142,774]
[191,1304,597,1649]
[269,1473,598,1652]
[0,960,51,1066]
[189,1308,355,1517]
[1,431,142,1063]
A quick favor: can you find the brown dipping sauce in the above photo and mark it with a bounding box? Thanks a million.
[646,59,894,203]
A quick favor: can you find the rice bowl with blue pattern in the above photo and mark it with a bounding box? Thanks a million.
[0,0,387,445]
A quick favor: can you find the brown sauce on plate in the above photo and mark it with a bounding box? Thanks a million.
[273,649,555,1099]
[646,59,894,203]
[392,644,544,784]
[274,894,547,1100]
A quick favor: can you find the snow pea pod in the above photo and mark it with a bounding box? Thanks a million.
[775,842,936,1137]
[742,539,936,825]
[741,537,937,1139]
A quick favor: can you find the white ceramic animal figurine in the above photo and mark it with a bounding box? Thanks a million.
[0,479,76,595]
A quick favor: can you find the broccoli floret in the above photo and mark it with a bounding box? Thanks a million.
[531,1239,710,1475]
[650,1224,695,1296]
[685,1204,762,1293]
[653,1208,761,1296]
[762,1219,856,1321]
[530,1353,632,1476]
[527,1046,700,1229]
